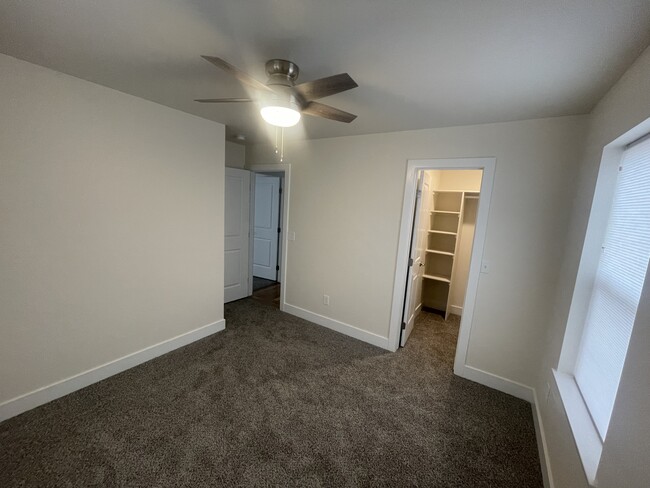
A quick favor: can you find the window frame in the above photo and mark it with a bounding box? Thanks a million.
[555,123,650,486]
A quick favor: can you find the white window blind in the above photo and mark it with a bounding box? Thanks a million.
[574,135,650,439]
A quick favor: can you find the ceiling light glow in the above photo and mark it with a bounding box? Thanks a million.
[260,105,301,127]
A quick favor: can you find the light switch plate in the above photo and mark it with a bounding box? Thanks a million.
[481,260,491,273]
[289,231,296,241]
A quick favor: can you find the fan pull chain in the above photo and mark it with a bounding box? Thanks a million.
[274,127,279,154]
[280,128,284,162]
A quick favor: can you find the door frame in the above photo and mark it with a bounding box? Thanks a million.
[389,158,496,377]
[248,163,291,312]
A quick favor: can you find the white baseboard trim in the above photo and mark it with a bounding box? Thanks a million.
[455,364,534,402]
[448,304,463,316]
[532,388,555,488]
[0,319,226,422]
[283,303,391,350]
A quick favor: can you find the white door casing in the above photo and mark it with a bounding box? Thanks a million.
[224,168,250,303]
[253,174,281,281]
[389,157,496,381]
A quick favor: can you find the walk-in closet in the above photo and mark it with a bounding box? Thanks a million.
[415,170,482,320]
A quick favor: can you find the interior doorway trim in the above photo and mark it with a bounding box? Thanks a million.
[248,163,291,312]
[389,158,496,377]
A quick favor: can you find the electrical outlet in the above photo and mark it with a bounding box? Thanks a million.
[323,294,330,306]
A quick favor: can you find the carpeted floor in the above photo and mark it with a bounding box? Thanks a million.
[0,300,542,487]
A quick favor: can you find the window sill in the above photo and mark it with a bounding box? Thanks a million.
[552,370,602,487]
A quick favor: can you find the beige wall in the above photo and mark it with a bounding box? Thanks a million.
[0,54,225,405]
[225,141,246,168]
[248,114,588,386]
[538,46,650,488]
[437,169,483,192]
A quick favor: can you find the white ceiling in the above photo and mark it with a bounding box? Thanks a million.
[1,1,649,145]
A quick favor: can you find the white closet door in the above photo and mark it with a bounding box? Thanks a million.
[413,174,431,317]
[224,168,250,303]
[401,174,428,347]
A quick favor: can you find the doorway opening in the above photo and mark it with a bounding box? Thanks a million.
[251,172,283,308]
[402,168,482,341]
[389,158,495,377]
[248,164,291,311]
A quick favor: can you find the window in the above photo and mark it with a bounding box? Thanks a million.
[573,134,650,439]
[556,128,650,486]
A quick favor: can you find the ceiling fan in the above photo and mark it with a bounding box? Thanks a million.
[195,56,358,128]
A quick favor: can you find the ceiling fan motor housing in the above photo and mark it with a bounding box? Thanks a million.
[265,59,299,87]
[264,85,303,112]
[264,59,304,109]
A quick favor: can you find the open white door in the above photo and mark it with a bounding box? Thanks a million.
[224,168,250,303]
[400,173,428,346]
[253,174,281,281]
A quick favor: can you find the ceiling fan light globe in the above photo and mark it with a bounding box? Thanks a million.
[260,106,301,127]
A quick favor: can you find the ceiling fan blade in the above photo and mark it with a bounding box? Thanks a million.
[302,101,357,123]
[195,98,254,103]
[294,73,358,101]
[201,56,273,93]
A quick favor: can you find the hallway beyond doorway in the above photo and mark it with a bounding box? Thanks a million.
[253,276,277,292]
[252,277,280,308]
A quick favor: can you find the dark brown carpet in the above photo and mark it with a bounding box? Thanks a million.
[0,300,542,487]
